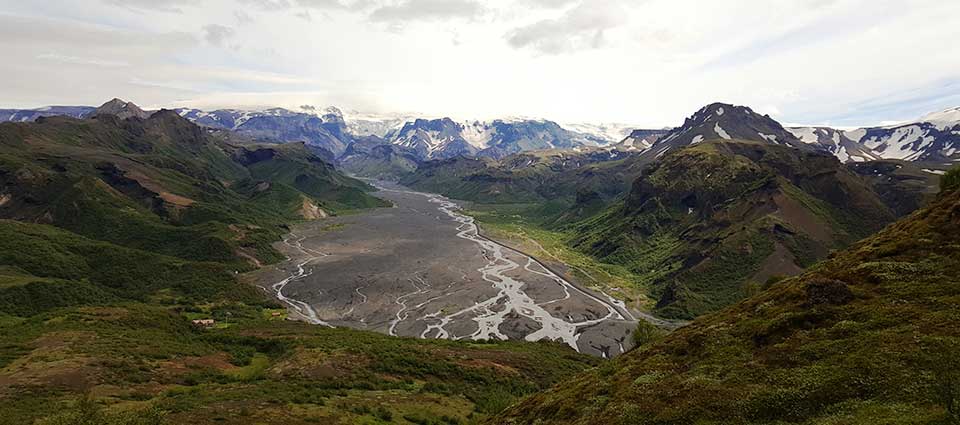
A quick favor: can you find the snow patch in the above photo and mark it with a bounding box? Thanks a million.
[787,127,819,144]
[922,169,947,175]
[836,146,850,163]
[714,123,731,140]
[843,128,867,143]
[691,135,704,145]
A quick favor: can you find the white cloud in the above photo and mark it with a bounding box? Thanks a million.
[0,0,957,127]
[103,0,199,13]
[369,0,484,22]
[202,24,236,46]
[506,0,628,54]
[36,53,130,68]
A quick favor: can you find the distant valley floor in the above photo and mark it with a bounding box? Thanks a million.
[250,183,638,357]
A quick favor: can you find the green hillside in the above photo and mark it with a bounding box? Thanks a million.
[400,149,644,205]
[493,172,960,424]
[0,112,386,270]
[565,140,896,319]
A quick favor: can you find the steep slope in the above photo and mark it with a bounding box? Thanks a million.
[495,171,960,425]
[566,140,896,319]
[0,103,384,270]
[848,159,943,216]
[339,136,421,179]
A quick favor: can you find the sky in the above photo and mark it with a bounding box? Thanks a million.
[1,0,959,128]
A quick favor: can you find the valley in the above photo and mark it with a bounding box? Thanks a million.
[253,182,639,358]
[0,98,956,424]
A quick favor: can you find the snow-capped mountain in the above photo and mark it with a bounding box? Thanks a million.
[639,103,810,161]
[614,129,671,151]
[0,105,95,122]
[341,110,418,138]
[388,118,479,159]
[785,127,883,163]
[560,122,641,145]
[789,106,960,163]
[5,99,956,164]
[175,107,354,156]
[851,122,959,162]
[384,117,609,160]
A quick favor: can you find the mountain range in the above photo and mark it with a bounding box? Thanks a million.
[3,101,959,167]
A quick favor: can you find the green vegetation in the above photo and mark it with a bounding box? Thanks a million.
[0,299,597,424]
[630,321,665,348]
[942,165,960,192]
[0,112,597,424]
[558,141,895,319]
[493,183,960,424]
[467,203,655,310]
[0,113,385,271]
[400,150,644,205]
[464,141,900,320]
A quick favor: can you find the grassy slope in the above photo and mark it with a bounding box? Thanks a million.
[561,140,896,319]
[400,150,644,205]
[0,302,597,425]
[493,183,960,425]
[0,114,384,271]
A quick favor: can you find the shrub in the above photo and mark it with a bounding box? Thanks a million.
[631,320,665,348]
[941,166,960,193]
[36,395,167,425]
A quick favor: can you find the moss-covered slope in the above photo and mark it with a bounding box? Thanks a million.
[494,174,960,425]
[565,140,896,319]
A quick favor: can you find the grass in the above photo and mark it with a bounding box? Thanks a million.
[0,115,386,271]
[0,300,598,424]
[493,186,960,425]
[466,204,656,311]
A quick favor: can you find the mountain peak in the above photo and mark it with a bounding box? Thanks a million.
[94,98,149,120]
[645,102,805,157]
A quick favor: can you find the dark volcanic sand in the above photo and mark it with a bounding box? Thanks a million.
[253,183,638,357]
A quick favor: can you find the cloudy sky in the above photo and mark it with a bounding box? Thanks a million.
[1,0,958,127]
